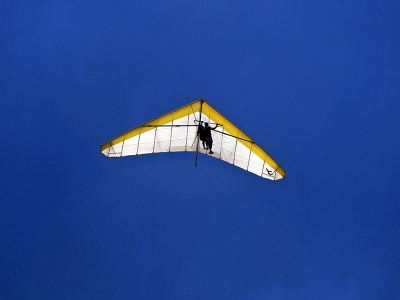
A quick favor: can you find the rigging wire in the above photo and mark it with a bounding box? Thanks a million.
[187,96,198,123]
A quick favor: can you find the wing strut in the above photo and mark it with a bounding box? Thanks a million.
[142,125,254,143]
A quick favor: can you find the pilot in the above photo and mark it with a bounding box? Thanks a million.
[203,122,219,154]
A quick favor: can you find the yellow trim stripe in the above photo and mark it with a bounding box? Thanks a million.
[100,99,286,178]
[200,101,286,178]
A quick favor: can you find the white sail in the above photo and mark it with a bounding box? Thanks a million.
[100,99,286,180]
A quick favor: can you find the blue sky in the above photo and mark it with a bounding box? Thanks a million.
[1,1,399,299]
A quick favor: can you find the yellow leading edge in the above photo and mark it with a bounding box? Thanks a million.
[100,99,286,180]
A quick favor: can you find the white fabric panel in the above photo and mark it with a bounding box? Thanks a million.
[122,135,139,156]
[154,122,173,153]
[210,127,223,159]
[170,121,189,151]
[233,141,251,170]
[219,132,236,164]
[108,144,122,157]
[102,148,110,157]
[101,142,111,156]
[137,129,156,154]
[104,140,124,157]
[247,151,264,176]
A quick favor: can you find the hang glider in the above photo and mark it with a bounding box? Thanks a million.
[100,99,286,180]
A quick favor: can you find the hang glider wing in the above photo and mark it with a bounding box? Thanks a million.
[100,99,286,180]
